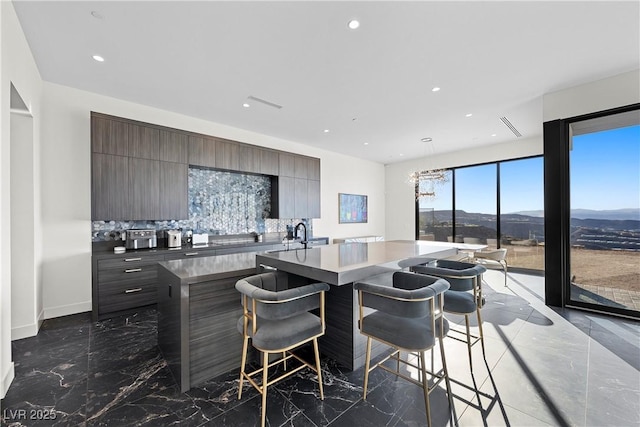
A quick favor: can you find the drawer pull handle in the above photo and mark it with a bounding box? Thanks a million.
[125,288,143,294]
[184,252,199,256]
[124,268,142,273]
[124,257,142,262]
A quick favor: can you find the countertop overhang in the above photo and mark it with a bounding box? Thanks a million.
[256,240,486,286]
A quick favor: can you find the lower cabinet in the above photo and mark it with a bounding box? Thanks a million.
[93,254,164,319]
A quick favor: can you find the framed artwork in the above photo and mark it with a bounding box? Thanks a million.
[339,193,368,223]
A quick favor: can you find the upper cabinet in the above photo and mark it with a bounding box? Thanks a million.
[90,112,321,221]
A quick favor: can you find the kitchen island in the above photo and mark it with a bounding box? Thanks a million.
[157,252,258,392]
[256,240,483,370]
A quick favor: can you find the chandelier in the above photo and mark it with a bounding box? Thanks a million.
[408,169,450,200]
[407,137,450,200]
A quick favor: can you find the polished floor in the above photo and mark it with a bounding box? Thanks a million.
[1,271,639,426]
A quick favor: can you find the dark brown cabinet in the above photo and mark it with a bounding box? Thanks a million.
[91,153,129,220]
[129,123,160,160]
[260,149,280,175]
[94,254,164,319]
[274,154,321,218]
[160,130,188,163]
[160,162,188,219]
[215,139,240,171]
[188,136,216,167]
[92,116,129,156]
[129,158,160,220]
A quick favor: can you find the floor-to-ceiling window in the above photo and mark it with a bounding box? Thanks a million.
[500,157,545,270]
[455,164,497,244]
[568,111,640,315]
[415,157,544,273]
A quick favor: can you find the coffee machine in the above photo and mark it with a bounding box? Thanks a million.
[167,230,182,248]
[125,229,157,250]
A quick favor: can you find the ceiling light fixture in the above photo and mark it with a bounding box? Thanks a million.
[92,55,105,62]
[363,142,369,145]
[242,103,250,108]
[323,129,330,133]
[465,113,473,117]
[348,20,360,30]
[91,11,103,19]
[431,87,441,92]
[408,137,450,200]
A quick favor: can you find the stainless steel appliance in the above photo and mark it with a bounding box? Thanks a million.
[167,230,182,248]
[125,229,157,250]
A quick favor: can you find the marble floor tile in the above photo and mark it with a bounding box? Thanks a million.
[1,274,639,427]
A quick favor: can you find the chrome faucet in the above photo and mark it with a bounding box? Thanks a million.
[294,222,308,250]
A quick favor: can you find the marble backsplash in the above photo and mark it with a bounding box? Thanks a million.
[92,167,310,242]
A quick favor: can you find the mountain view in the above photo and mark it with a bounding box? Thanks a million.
[419,209,640,251]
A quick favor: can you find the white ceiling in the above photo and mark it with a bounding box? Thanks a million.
[12,1,640,164]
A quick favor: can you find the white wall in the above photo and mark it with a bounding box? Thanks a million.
[543,69,640,121]
[384,136,542,241]
[40,82,386,319]
[1,1,43,398]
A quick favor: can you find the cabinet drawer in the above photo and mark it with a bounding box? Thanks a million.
[98,254,164,270]
[98,264,158,286]
[164,250,217,260]
[98,281,157,314]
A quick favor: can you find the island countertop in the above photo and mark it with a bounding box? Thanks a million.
[256,240,485,286]
[158,251,258,284]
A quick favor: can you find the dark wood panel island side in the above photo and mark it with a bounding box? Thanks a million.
[157,252,258,392]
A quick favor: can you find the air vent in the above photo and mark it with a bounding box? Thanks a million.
[499,116,522,138]
[247,95,283,110]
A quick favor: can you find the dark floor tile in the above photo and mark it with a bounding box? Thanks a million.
[85,355,175,419]
[202,391,302,427]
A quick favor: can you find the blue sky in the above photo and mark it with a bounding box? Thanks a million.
[420,124,639,214]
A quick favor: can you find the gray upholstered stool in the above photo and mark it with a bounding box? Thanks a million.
[235,272,330,427]
[354,271,453,427]
[411,260,487,372]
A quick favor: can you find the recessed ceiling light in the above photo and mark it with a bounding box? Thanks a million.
[323,129,330,133]
[399,153,404,157]
[465,113,473,117]
[242,103,250,108]
[347,20,360,30]
[491,133,497,137]
[92,55,105,62]
[363,142,369,146]
[431,87,441,92]
[420,137,433,142]
[91,11,104,19]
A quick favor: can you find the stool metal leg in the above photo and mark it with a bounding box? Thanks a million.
[419,351,432,427]
[363,337,372,400]
[261,351,268,427]
[238,335,249,399]
[476,307,486,356]
[464,315,474,372]
[313,338,325,400]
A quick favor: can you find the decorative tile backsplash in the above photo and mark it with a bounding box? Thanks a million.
[92,167,309,242]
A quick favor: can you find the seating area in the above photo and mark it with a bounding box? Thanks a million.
[2,269,638,426]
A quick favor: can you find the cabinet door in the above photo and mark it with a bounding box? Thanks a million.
[188,136,215,167]
[239,145,260,173]
[92,153,129,220]
[307,179,321,218]
[159,130,188,163]
[129,158,160,219]
[307,157,321,181]
[279,153,295,177]
[294,156,309,179]
[91,116,129,156]
[129,124,160,160]
[275,176,296,218]
[294,178,308,218]
[216,139,240,170]
[160,162,188,219]
[260,149,279,175]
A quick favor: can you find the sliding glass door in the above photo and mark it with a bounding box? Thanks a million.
[568,110,640,314]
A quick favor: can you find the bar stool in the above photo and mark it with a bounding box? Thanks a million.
[235,272,330,427]
[354,271,454,427]
[411,260,487,372]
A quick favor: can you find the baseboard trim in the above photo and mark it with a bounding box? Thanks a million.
[11,323,39,341]
[1,362,15,399]
[44,301,92,320]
